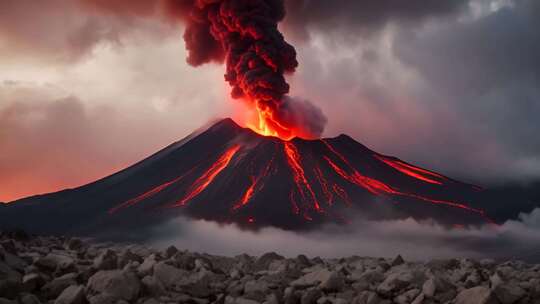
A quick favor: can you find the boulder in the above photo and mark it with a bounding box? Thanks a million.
[455,286,500,304]
[254,252,284,271]
[19,293,41,304]
[93,250,117,271]
[35,254,74,273]
[87,270,140,301]
[41,273,78,299]
[22,273,45,292]
[291,269,333,288]
[390,255,404,267]
[319,271,344,291]
[152,262,186,289]
[493,283,526,304]
[377,270,425,296]
[55,285,86,304]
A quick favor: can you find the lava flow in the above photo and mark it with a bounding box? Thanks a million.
[322,141,488,218]
[284,142,322,213]
[172,145,240,207]
[233,154,275,210]
[374,154,445,185]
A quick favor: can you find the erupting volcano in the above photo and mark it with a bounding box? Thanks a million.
[0,1,499,236]
[0,118,494,236]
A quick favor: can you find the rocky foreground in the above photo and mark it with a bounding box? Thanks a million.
[1,232,539,304]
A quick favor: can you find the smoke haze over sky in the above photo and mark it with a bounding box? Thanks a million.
[1,0,540,202]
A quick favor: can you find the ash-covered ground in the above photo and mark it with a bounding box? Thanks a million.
[1,231,539,304]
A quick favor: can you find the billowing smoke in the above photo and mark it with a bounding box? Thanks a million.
[80,0,326,139]
[163,0,325,139]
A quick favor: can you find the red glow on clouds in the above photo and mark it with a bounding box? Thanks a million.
[172,145,240,207]
[375,154,444,185]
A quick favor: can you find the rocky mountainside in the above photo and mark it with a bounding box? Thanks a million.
[1,119,497,238]
[1,231,539,304]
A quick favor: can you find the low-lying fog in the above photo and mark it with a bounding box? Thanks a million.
[147,208,540,262]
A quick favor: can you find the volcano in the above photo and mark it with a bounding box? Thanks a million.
[0,118,493,237]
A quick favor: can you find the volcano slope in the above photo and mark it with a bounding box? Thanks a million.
[0,119,494,238]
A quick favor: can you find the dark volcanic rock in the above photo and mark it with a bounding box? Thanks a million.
[0,119,495,236]
[1,233,540,304]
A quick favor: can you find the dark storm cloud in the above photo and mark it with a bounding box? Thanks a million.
[392,0,540,181]
[283,0,469,40]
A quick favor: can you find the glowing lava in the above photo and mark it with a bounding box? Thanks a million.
[322,142,488,218]
[284,142,322,213]
[374,155,444,185]
[108,173,187,214]
[233,155,275,210]
[172,145,240,207]
[245,102,316,141]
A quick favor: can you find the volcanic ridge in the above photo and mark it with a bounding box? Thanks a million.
[0,118,495,236]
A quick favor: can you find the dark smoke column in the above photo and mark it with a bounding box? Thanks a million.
[167,0,321,140]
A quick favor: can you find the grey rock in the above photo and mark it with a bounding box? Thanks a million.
[22,273,45,292]
[394,288,420,304]
[244,280,270,302]
[117,249,142,269]
[390,255,404,267]
[42,273,78,299]
[93,250,117,271]
[377,270,425,296]
[165,246,179,258]
[291,269,333,288]
[87,270,140,301]
[0,279,22,299]
[152,262,186,288]
[55,285,85,304]
[455,286,500,304]
[353,291,385,304]
[141,275,165,296]
[493,283,526,304]
[319,271,344,291]
[35,254,74,273]
[65,239,84,251]
[301,289,322,304]
[254,252,284,271]
[19,293,41,304]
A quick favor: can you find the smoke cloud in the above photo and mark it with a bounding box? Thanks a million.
[149,208,540,262]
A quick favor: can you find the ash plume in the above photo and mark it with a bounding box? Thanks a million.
[166,0,325,138]
[82,0,326,139]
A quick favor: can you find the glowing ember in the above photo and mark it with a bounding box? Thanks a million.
[374,155,444,185]
[172,145,240,207]
[284,142,322,213]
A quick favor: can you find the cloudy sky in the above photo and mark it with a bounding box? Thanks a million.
[1,0,539,202]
